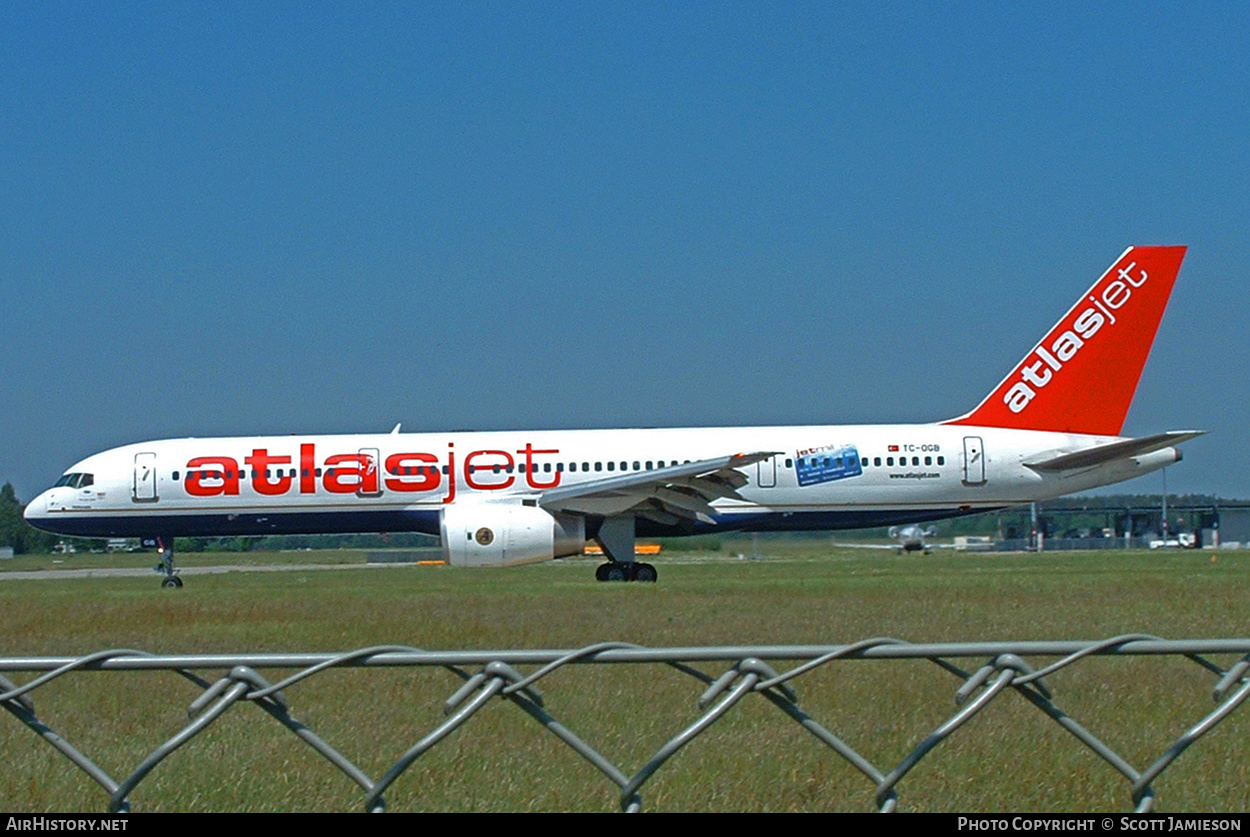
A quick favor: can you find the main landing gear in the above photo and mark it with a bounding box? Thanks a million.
[153,536,183,589]
[595,561,658,583]
[592,514,657,583]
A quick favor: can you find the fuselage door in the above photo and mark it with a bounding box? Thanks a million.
[962,436,986,486]
[757,455,777,488]
[133,452,158,502]
[358,448,383,497]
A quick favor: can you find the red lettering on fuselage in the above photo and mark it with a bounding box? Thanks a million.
[300,444,316,494]
[245,449,293,495]
[384,452,441,492]
[183,440,561,501]
[323,453,379,494]
[443,443,456,504]
[464,450,515,490]
[184,456,240,496]
[519,444,562,489]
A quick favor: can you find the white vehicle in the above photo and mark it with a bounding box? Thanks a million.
[25,246,1200,586]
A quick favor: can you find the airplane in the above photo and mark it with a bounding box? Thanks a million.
[888,525,939,554]
[24,246,1201,587]
[832,525,943,554]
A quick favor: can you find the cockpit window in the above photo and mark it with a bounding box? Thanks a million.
[54,473,94,489]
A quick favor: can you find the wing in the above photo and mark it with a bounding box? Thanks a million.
[537,451,779,525]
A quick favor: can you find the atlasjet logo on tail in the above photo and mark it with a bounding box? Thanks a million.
[1004,261,1148,414]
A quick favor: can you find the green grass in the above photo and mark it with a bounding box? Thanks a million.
[1,545,1248,812]
[0,548,371,573]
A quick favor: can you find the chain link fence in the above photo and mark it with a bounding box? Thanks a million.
[3,637,1248,812]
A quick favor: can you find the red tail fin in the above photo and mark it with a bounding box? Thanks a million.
[944,246,1186,436]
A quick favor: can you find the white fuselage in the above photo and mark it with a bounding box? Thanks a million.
[24,423,1179,540]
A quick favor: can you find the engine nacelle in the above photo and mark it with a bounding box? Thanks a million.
[440,501,586,567]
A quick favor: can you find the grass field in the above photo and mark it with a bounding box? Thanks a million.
[1,542,1248,812]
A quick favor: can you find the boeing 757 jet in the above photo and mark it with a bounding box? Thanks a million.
[25,246,1200,586]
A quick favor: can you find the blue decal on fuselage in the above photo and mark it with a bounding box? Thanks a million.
[794,444,862,486]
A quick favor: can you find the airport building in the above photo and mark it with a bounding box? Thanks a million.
[991,501,1250,551]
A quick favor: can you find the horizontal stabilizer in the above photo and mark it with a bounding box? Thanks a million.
[1023,431,1205,472]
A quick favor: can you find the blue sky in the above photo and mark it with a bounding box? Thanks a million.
[2,2,1247,502]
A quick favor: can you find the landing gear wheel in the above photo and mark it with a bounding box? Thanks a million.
[595,561,656,583]
[633,563,657,583]
[155,536,181,589]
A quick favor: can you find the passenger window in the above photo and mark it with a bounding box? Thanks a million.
[172,471,180,481]
[874,457,881,466]
[937,456,945,466]
[925,456,932,465]
[887,457,894,466]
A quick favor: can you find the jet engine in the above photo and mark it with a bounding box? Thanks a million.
[440,501,585,567]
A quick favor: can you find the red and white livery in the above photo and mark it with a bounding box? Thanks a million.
[25,246,1200,585]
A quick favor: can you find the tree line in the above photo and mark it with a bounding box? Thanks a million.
[0,483,60,554]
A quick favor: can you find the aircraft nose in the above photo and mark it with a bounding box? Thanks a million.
[23,491,48,523]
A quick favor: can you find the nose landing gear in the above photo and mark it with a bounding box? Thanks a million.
[152,537,182,589]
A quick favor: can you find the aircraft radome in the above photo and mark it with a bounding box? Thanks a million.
[25,246,1201,586]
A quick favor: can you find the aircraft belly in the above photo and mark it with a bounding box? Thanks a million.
[37,506,443,538]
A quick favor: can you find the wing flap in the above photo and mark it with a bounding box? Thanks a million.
[538,451,779,518]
